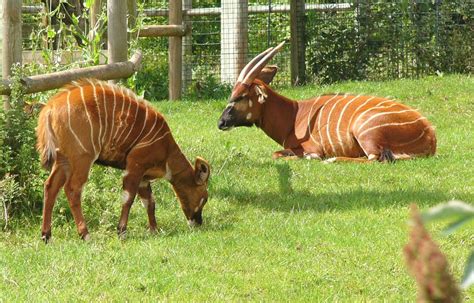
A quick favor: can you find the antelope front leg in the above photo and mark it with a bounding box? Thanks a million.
[138,181,157,233]
[272,148,304,160]
[117,167,145,238]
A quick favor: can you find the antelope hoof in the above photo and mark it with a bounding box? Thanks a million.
[149,226,158,234]
[82,233,91,242]
[304,153,321,160]
[41,231,51,244]
[323,157,337,164]
[117,226,127,240]
[379,149,395,163]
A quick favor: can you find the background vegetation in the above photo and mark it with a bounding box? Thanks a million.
[1,75,473,301]
[0,1,472,300]
[22,0,471,99]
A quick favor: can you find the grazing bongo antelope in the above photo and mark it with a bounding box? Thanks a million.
[36,79,210,242]
[218,42,436,162]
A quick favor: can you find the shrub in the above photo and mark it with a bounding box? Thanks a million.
[133,49,169,101]
[186,66,232,100]
[0,66,44,225]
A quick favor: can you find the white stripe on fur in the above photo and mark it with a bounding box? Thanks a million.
[66,89,88,152]
[358,117,427,138]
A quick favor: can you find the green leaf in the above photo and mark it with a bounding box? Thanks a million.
[47,28,56,39]
[441,215,474,236]
[421,200,474,223]
[84,0,93,9]
[461,251,474,289]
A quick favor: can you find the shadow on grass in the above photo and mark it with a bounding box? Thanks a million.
[214,162,454,213]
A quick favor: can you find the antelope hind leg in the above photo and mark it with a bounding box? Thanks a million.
[138,180,157,233]
[63,156,94,241]
[322,150,397,164]
[41,161,68,243]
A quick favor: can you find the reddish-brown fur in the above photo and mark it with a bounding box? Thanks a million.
[218,42,436,162]
[37,79,210,241]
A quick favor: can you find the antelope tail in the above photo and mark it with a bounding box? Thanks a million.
[36,108,57,170]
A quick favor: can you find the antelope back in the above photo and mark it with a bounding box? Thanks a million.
[37,79,171,169]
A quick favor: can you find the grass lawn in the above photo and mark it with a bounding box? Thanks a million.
[1,75,473,301]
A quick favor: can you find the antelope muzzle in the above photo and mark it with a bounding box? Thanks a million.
[218,103,252,130]
[188,209,203,227]
[218,104,234,130]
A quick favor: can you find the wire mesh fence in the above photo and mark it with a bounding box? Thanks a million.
[306,0,473,83]
[15,0,474,100]
[139,0,473,99]
[22,0,43,49]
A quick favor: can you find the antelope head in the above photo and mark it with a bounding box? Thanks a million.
[218,41,285,130]
[172,157,210,227]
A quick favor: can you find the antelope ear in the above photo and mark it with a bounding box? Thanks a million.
[254,84,268,104]
[194,157,210,185]
[257,65,278,84]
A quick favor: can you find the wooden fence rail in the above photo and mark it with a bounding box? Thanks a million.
[21,3,352,17]
[138,24,188,38]
[0,50,142,96]
[143,3,352,17]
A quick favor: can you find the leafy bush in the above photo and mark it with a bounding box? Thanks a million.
[186,66,232,100]
[133,49,169,101]
[0,66,44,225]
[307,13,365,84]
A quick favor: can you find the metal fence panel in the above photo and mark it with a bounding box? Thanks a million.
[18,0,473,99]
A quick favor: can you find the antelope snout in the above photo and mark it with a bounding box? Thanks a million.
[188,210,203,227]
[218,118,229,130]
[218,108,234,131]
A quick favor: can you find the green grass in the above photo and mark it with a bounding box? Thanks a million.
[1,75,473,301]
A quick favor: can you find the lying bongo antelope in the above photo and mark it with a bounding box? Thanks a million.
[36,79,210,242]
[218,41,436,162]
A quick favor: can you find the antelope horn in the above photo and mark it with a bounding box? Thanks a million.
[242,41,286,86]
[236,47,274,83]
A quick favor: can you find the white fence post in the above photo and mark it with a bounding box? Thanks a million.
[221,0,248,84]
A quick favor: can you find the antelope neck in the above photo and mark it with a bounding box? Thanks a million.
[166,146,193,186]
[257,87,298,147]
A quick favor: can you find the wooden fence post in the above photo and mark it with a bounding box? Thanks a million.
[90,0,102,33]
[0,2,2,78]
[182,0,192,94]
[127,0,137,36]
[169,0,182,100]
[1,0,22,108]
[107,0,127,83]
[221,0,248,84]
[290,0,305,85]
